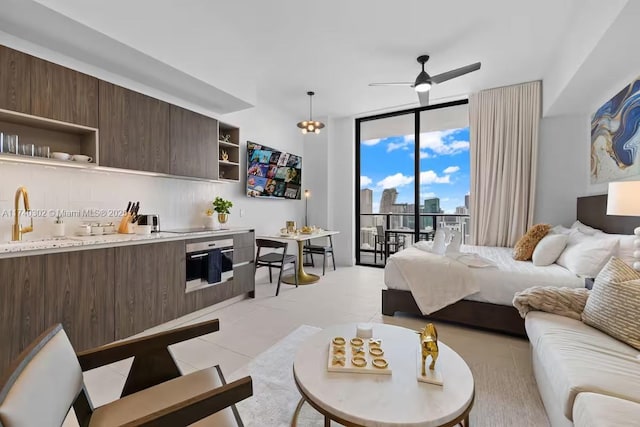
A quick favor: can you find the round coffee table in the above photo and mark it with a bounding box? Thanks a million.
[292,323,474,427]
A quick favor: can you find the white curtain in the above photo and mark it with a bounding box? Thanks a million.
[469,81,541,247]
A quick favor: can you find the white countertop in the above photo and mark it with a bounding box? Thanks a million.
[0,228,253,259]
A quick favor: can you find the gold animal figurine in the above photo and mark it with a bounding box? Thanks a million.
[417,323,439,376]
[221,150,229,161]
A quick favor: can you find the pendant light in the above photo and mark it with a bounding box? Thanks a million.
[297,91,325,134]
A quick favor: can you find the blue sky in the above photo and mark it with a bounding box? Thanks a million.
[360,127,470,213]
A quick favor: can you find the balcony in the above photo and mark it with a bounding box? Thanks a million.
[358,213,470,266]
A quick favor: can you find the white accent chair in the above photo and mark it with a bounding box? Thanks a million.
[0,320,252,426]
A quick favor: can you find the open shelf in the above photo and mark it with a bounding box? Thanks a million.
[0,109,98,163]
[218,121,240,182]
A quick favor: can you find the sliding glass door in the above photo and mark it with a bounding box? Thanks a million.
[356,100,470,267]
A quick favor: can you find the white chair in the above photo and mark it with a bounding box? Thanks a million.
[0,320,252,426]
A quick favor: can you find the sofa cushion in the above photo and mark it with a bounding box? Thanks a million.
[582,257,640,350]
[573,392,640,427]
[525,312,640,420]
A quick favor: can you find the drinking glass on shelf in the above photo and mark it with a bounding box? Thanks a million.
[4,134,18,154]
[36,145,50,158]
[0,132,3,153]
[19,143,34,156]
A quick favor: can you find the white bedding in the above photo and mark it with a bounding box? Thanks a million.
[384,244,584,308]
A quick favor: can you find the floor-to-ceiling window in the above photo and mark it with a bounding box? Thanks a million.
[356,100,470,267]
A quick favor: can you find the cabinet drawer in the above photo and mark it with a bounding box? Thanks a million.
[234,246,255,264]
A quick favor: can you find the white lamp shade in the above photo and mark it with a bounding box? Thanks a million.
[606,181,640,216]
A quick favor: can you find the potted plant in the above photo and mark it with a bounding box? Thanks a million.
[212,196,233,225]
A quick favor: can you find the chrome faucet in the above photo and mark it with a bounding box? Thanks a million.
[12,186,33,241]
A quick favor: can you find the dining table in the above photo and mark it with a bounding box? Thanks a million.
[258,230,340,285]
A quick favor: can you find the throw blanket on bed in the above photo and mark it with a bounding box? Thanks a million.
[388,246,479,314]
[512,286,590,320]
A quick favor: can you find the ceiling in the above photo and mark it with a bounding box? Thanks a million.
[12,0,592,117]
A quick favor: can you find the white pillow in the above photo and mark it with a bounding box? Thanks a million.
[551,225,571,235]
[571,220,603,236]
[532,234,569,266]
[557,237,619,277]
[556,229,590,268]
[588,233,635,267]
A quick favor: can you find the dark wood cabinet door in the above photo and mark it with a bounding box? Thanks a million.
[0,256,45,374]
[169,105,218,179]
[30,57,98,127]
[0,45,30,113]
[99,81,170,173]
[114,241,184,339]
[44,249,115,351]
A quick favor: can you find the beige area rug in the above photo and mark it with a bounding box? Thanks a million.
[230,325,549,427]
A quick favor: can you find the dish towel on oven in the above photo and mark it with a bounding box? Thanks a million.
[387,246,479,314]
[207,248,222,284]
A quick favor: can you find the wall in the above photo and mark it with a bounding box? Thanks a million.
[0,40,304,243]
[534,114,589,226]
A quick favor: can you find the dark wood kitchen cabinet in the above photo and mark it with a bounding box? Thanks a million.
[44,249,115,352]
[99,81,170,173]
[0,255,45,375]
[0,45,30,114]
[114,241,185,339]
[169,105,218,179]
[30,56,98,127]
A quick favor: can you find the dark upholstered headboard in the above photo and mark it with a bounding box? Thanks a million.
[577,194,639,235]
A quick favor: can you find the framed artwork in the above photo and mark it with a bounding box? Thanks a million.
[246,142,302,199]
[591,76,640,184]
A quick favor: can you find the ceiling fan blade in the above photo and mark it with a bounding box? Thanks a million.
[418,90,430,107]
[368,82,414,87]
[431,62,481,84]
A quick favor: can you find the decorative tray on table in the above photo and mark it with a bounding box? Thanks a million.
[327,337,391,375]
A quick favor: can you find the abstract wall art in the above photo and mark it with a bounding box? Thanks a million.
[591,77,640,184]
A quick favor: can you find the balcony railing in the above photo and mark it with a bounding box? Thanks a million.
[358,212,470,266]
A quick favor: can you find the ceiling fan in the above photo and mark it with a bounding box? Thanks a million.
[369,55,481,106]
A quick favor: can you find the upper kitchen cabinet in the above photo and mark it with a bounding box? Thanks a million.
[0,45,30,114]
[99,81,170,173]
[169,105,218,179]
[30,56,98,127]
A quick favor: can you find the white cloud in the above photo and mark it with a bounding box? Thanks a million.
[361,138,381,146]
[419,151,433,159]
[420,170,450,184]
[420,129,469,155]
[360,176,372,187]
[420,192,436,199]
[387,140,412,152]
[377,173,415,189]
[443,166,460,174]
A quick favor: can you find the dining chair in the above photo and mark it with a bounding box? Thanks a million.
[0,320,252,427]
[255,238,298,296]
[303,235,336,275]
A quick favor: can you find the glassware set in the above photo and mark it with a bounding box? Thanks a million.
[0,132,50,158]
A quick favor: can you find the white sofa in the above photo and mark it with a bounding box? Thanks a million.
[525,311,640,427]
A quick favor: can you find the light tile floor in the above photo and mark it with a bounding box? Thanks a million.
[65,263,535,425]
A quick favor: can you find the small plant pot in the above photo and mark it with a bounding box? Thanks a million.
[217,213,229,225]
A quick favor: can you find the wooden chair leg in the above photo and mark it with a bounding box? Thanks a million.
[332,250,336,271]
[275,265,283,296]
[268,265,273,283]
[322,251,326,276]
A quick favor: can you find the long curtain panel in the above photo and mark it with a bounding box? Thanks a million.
[469,81,541,247]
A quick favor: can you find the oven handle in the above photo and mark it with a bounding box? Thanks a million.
[188,253,209,259]
[221,248,233,254]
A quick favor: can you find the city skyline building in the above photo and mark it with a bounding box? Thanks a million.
[360,188,373,227]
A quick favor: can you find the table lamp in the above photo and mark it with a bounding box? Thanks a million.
[606,181,640,271]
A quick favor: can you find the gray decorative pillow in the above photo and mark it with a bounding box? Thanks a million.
[582,257,640,350]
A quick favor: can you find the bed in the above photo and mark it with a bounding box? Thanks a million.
[381,195,639,336]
